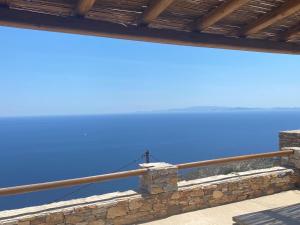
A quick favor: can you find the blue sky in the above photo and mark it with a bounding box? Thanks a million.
[1,26,300,117]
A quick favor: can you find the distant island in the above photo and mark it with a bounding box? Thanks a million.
[144,106,300,114]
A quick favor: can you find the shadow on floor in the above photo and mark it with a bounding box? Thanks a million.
[233,203,300,225]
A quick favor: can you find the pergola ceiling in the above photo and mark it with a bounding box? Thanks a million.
[1,0,300,54]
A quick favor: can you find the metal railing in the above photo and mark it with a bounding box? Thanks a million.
[0,150,294,197]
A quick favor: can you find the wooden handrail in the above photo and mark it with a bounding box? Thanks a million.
[0,150,294,196]
[177,150,294,169]
[0,169,147,196]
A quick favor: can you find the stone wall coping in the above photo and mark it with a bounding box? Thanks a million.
[281,147,300,151]
[280,130,300,134]
[0,167,294,222]
[139,162,177,169]
[0,190,139,221]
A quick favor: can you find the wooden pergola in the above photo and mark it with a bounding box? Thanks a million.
[1,0,300,54]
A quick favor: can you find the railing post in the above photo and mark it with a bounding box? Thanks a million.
[280,147,300,169]
[280,130,300,169]
[144,150,150,163]
[139,162,178,195]
[279,130,300,149]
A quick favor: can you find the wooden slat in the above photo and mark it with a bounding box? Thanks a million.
[142,0,174,24]
[282,23,300,41]
[76,0,96,16]
[233,204,300,225]
[1,7,300,54]
[243,0,300,36]
[196,0,250,31]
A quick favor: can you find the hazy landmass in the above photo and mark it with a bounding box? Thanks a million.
[145,106,300,114]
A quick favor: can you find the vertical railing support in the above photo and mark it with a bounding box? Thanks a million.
[144,150,150,163]
[139,162,178,195]
[280,130,300,169]
[279,130,300,149]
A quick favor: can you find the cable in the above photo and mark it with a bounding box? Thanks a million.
[112,156,143,172]
[150,153,162,162]
[50,153,144,203]
[50,183,93,203]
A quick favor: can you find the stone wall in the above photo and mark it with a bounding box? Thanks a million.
[180,157,280,181]
[280,130,300,149]
[0,167,298,225]
[279,130,300,170]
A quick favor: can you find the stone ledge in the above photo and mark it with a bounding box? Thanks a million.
[280,130,300,134]
[0,167,298,225]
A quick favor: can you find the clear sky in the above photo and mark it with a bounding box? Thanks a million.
[1,26,300,117]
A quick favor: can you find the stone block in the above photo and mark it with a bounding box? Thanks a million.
[17,221,29,225]
[139,162,178,195]
[65,215,84,224]
[281,147,300,169]
[87,220,105,225]
[279,130,300,149]
[30,216,46,225]
[212,190,224,199]
[45,212,64,224]
[128,198,143,211]
[106,203,128,219]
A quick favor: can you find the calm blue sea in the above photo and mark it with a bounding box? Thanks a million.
[0,112,300,210]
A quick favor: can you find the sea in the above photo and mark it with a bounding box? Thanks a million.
[0,111,300,210]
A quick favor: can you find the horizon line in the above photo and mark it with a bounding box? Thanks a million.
[1,106,300,119]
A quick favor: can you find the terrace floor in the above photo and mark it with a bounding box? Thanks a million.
[141,190,300,225]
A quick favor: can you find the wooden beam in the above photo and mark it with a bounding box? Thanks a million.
[196,0,250,31]
[177,150,294,170]
[76,0,96,16]
[1,7,300,54]
[0,168,147,196]
[142,0,174,24]
[243,0,300,36]
[281,23,300,41]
